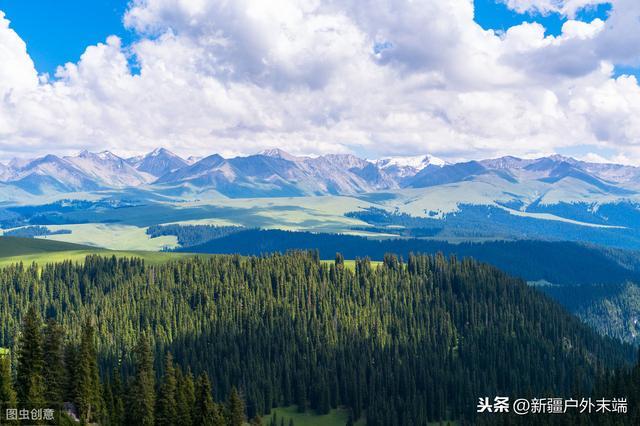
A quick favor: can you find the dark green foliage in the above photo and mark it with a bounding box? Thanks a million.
[156,353,177,426]
[63,343,79,405]
[43,318,65,406]
[195,373,224,426]
[0,351,17,406]
[16,306,45,407]
[146,224,244,248]
[578,283,640,346]
[0,320,232,426]
[3,226,71,238]
[129,335,155,426]
[226,386,245,426]
[180,229,640,286]
[76,318,102,423]
[476,350,640,425]
[109,369,126,426]
[175,367,195,426]
[0,252,636,424]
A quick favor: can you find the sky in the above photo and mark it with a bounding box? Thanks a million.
[1,0,640,164]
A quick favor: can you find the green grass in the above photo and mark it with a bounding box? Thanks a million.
[320,259,382,271]
[260,406,365,426]
[0,236,379,270]
[0,236,96,257]
[37,223,179,251]
[0,236,207,267]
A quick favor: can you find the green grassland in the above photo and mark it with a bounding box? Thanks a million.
[0,237,95,257]
[36,223,179,251]
[0,237,372,269]
[320,259,382,271]
[0,236,199,267]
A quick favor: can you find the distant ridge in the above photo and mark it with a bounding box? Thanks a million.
[0,236,95,257]
[1,148,640,201]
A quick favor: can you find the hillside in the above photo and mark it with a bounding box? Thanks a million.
[0,235,94,257]
[0,252,634,424]
[181,229,640,286]
[0,236,202,266]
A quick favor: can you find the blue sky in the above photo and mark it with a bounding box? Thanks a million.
[473,0,637,79]
[0,0,132,75]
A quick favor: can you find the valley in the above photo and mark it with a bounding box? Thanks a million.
[3,148,640,249]
[4,149,640,424]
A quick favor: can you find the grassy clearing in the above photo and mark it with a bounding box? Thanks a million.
[320,259,382,271]
[38,223,179,251]
[0,249,202,268]
[0,236,377,269]
[0,236,207,267]
[0,237,95,257]
[260,406,365,426]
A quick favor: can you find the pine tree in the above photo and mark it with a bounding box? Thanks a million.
[102,379,115,426]
[129,335,155,426]
[63,343,79,404]
[194,373,224,426]
[110,368,126,426]
[77,318,102,423]
[16,306,45,407]
[0,350,17,407]
[43,318,65,406]
[226,386,245,426]
[156,353,177,426]
[176,367,195,426]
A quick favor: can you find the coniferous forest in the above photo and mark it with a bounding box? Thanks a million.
[0,252,638,425]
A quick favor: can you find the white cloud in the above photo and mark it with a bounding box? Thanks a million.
[0,0,639,164]
[0,12,38,94]
[501,0,610,17]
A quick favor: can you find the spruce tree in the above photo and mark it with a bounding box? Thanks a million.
[226,386,245,426]
[130,335,155,426]
[110,368,125,426]
[77,318,101,423]
[156,352,177,426]
[175,367,195,426]
[0,350,17,407]
[194,373,224,426]
[16,306,45,407]
[43,318,65,406]
[63,343,79,404]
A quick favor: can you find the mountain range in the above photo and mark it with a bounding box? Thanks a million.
[3,147,640,200]
[0,147,450,196]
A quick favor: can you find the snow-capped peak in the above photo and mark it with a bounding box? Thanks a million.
[65,150,152,187]
[97,150,118,161]
[78,150,119,161]
[259,148,302,162]
[149,147,172,157]
[376,154,445,171]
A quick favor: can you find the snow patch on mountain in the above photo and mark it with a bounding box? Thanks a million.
[65,150,154,187]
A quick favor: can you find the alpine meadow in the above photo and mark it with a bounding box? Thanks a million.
[2,0,640,425]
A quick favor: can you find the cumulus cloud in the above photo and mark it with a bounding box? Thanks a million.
[0,0,639,164]
[0,12,38,94]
